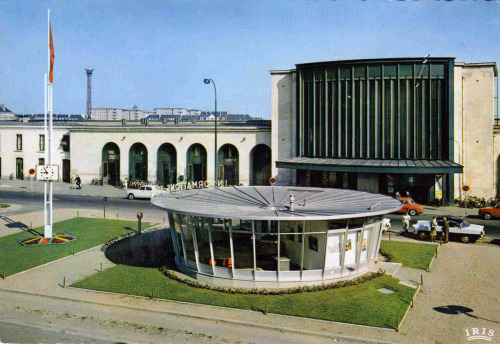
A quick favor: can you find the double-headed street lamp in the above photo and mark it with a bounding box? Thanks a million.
[204,78,218,186]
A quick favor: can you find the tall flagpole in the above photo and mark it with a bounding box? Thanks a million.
[44,9,53,238]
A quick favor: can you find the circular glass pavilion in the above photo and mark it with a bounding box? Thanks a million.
[152,186,402,288]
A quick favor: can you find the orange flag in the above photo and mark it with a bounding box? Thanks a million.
[49,21,54,83]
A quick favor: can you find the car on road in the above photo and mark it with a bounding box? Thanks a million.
[395,197,424,216]
[478,204,500,220]
[412,216,485,243]
[126,185,159,200]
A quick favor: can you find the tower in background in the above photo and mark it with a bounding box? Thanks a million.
[85,69,94,119]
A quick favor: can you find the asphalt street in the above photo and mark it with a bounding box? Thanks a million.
[1,190,499,240]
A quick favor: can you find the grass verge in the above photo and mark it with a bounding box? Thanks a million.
[0,203,10,208]
[71,265,415,329]
[0,217,155,277]
[380,240,437,270]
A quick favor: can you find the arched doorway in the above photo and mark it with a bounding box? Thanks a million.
[218,144,239,186]
[157,143,177,187]
[250,144,271,185]
[102,142,120,186]
[129,143,148,181]
[186,143,207,183]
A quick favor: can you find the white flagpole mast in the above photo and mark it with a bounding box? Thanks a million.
[44,8,53,238]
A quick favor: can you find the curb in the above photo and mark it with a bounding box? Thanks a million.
[0,287,396,344]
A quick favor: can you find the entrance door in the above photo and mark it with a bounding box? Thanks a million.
[223,165,236,185]
[162,163,170,187]
[16,158,23,180]
[108,162,117,186]
[193,164,203,183]
[62,159,70,182]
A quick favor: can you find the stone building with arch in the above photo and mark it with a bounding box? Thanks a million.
[0,120,271,187]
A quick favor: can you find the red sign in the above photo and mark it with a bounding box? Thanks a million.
[269,177,277,185]
[462,185,470,192]
[29,168,36,176]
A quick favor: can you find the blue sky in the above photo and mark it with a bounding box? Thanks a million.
[0,0,498,118]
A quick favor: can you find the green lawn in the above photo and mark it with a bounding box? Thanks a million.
[0,217,155,277]
[380,240,437,270]
[0,204,10,208]
[71,265,415,329]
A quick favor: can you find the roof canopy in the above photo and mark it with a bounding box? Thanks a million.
[152,186,402,220]
[276,157,463,174]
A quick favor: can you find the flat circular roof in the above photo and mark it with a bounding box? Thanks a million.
[152,186,402,220]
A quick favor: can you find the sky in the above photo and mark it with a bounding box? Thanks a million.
[0,0,499,119]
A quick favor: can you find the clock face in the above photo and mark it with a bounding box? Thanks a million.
[36,165,59,181]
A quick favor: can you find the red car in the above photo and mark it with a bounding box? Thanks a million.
[396,197,424,216]
[479,204,500,220]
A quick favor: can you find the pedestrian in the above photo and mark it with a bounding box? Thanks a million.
[430,216,438,242]
[75,175,81,189]
[443,217,450,243]
[402,212,411,235]
[395,191,401,198]
[406,190,410,198]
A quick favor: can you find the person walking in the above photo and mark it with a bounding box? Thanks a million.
[443,217,450,243]
[402,212,411,235]
[75,175,82,189]
[430,216,438,242]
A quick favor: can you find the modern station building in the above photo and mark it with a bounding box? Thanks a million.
[153,186,400,288]
[271,58,498,204]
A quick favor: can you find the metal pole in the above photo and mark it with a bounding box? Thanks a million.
[204,79,217,186]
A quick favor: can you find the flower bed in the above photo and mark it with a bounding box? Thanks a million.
[19,233,76,246]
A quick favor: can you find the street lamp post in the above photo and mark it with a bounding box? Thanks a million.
[204,78,217,186]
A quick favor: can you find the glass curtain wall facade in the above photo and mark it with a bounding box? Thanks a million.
[168,213,384,282]
[297,58,454,160]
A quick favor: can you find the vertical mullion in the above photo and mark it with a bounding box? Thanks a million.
[360,79,363,157]
[429,64,433,159]
[337,68,341,157]
[299,71,303,156]
[252,220,256,280]
[300,221,305,280]
[322,228,329,279]
[422,76,426,159]
[331,78,336,156]
[228,220,235,278]
[190,217,200,272]
[313,73,316,156]
[381,66,385,158]
[405,78,410,158]
[344,79,348,157]
[277,221,281,281]
[413,64,417,159]
[390,79,394,159]
[366,66,370,158]
[374,79,379,158]
[351,67,355,157]
[437,79,442,159]
[325,70,329,157]
[397,65,401,159]
[207,221,216,276]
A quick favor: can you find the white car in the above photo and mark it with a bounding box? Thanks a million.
[412,216,485,243]
[126,185,160,200]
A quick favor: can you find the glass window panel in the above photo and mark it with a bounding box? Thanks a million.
[255,232,278,271]
[431,64,445,77]
[415,64,429,78]
[195,218,212,267]
[384,65,397,78]
[399,64,413,78]
[349,217,365,229]
[170,213,184,258]
[305,220,328,233]
[360,228,372,262]
[325,232,344,268]
[369,65,381,78]
[354,66,366,78]
[327,68,337,80]
[210,218,232,269]
[232,232,254,270]
[279,222,302,272]
[303,233,326,270]
[327,219,349,230]
[344,231,358,266]
[340,67,351,79]
[180,215,196,268]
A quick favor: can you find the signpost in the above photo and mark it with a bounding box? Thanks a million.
[462,185,470,216]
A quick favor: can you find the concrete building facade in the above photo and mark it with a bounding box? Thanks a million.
[271,58,498,203]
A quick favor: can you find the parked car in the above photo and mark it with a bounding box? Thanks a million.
[126,185,160,200]
[478,203,500,220]
[395,197,424,216]
[412,216,485,243]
